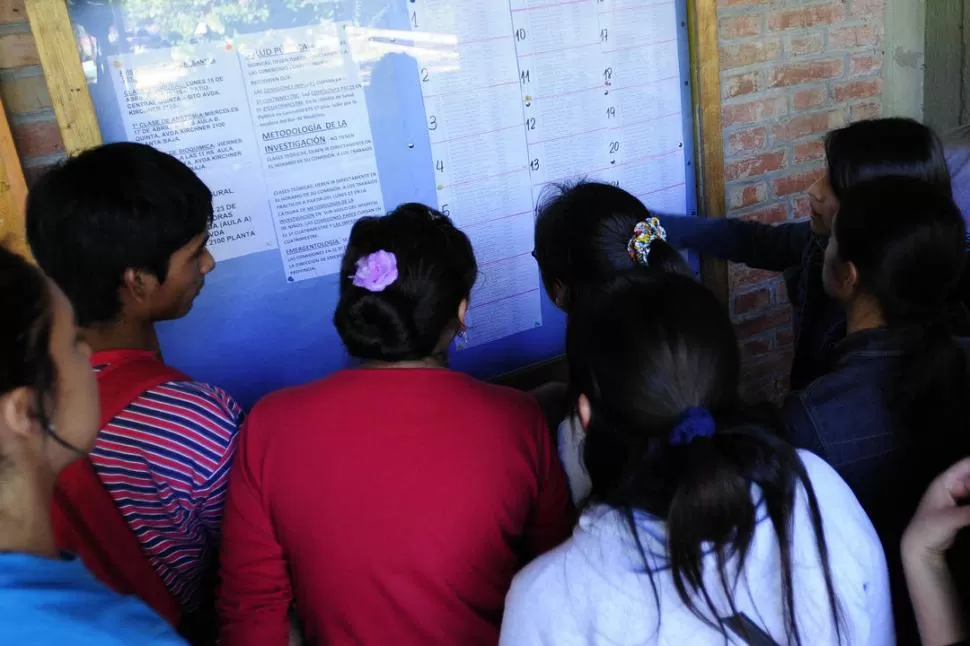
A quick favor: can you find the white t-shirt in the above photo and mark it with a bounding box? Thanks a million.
[556,414,590,504]
[500,451,893,646]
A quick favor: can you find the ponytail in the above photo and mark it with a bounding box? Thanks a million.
[586,406,845,645]
[569,274,845,644]
[896,315,970,451]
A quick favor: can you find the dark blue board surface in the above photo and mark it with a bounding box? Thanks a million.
[69,0,697,408]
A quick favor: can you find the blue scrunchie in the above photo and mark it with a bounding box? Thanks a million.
[669,407,716,446]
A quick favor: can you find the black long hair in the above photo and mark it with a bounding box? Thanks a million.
[533,180,692,310]
[567,273,843,644]
[0,244,57,436]
[833,176,969,443]
[825,118,952,200]
[333,203,477,362]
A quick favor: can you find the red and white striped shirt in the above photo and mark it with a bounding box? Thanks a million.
[90,349,243,612]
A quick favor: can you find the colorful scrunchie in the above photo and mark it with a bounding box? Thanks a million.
[627,217,668,266]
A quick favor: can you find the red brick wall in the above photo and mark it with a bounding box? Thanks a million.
[718,0,885,401]
[0,0,65,186]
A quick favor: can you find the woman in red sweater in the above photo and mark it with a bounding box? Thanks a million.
[218,203,574,645]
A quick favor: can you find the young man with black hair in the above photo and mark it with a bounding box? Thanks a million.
[26,142,242,637]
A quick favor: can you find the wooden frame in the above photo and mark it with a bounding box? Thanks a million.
[25,0,101,154]
[0,94,30,258]
[688,0,728,303]
[25,0,727,389]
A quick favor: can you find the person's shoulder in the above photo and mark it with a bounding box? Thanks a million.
[142,379,243,439]
[0,557,184,645]
[503,540,577,631]
[794,449,881,543]
[453,376,547,430]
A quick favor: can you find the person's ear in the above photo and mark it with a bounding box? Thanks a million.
[553,281,568,309]
[577,394,592,432]
[844,260,860,293]
[121,268,158,306]
[0,388,37,441]
[457,298,468,329]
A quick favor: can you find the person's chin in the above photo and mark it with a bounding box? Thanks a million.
[809,217,827,236]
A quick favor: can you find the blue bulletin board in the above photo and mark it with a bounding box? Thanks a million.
[67,0,698,408]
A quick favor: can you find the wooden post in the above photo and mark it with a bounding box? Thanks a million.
[24,0,101,155]
[0,94,30,258]
[689,0,728,303]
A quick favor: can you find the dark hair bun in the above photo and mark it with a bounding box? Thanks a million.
[333,203,477,362]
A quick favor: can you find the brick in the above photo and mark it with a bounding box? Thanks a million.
[725,150,786,182]
[793,195,814,221]
[11,119,64,159]
[23,164,56,187]
[850,101,883,121]
[736,307,793,339]
[768,5,845,32]
[722,97,787,126]
[850,53,883,76]
[833,78,882,103]
[829,22,883,49]
[0,33,39,69]
[849,0,885,18]
[769,59,844,88]
[788,32,825,57]
[734,287,772,315]
[794,138,826,164]
[776,325,794,347]
[720,14,762,39]
[742,336,774,359]
[728,182,768,210]
[0,0,25,24]
[792,86,827,110]
[773,167,826,197]
[739,203,788,225]
[731,265,780,290]
[726,126,767,155]
[720,39,782,70]
[771,109,847,141]
[0,74,51,114]
[723,71,762,98]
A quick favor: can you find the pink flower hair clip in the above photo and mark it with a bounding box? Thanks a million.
[352,250,398,292]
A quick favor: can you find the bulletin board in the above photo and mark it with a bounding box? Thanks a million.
[25,0,725,408]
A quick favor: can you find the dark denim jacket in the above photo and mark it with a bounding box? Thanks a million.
[783,327,970,645]
[664,217,845,390]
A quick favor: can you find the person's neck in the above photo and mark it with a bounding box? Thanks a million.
[83,318,160,354]
[363,353,447,370]
[0,471,57,558]
[846,296,887,335]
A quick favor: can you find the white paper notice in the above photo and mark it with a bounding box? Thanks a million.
[411,0,543,349]
[235,24,384,281]
[106,44,277,261]
[409,0,689,348]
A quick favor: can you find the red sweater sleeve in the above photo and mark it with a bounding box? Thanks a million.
[522,403,575,558]
[218,409,292,646]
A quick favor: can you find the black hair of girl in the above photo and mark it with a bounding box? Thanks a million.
[0,244,56,436]
[833,176,969,446]
[533,180,693,309]
[333,203,478,362]
[825,117,952,199]
[567,273,843,644]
